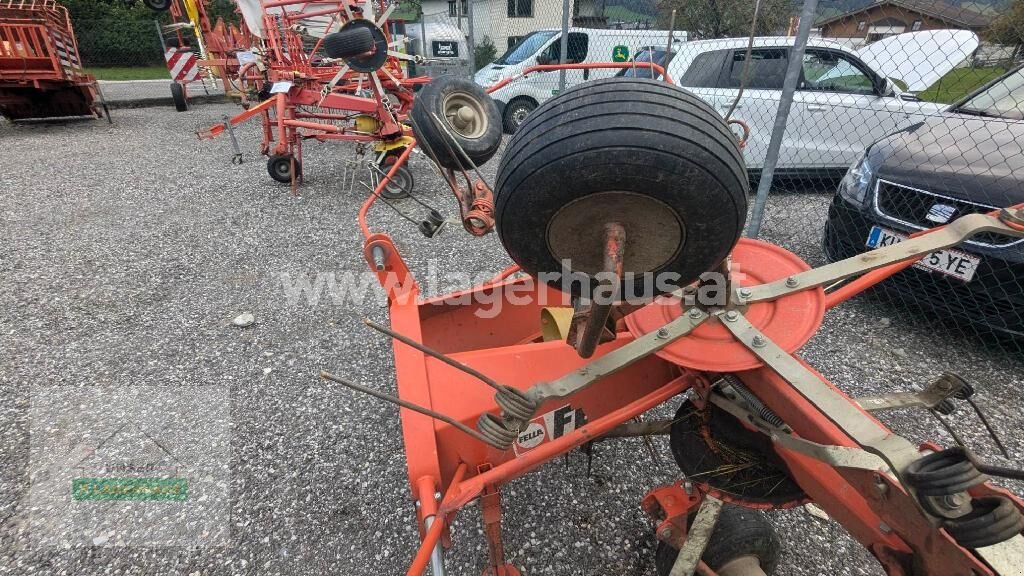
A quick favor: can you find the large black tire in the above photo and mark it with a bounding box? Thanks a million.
[494,77,748,299]
[322,27,375,59]
[170,82,187,112]
[410,76,502,170]
[502,97,537,133]
[655,505,781,575]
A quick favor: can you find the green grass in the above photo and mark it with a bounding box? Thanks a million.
[917,67,1006,104]
[86,66,169,81]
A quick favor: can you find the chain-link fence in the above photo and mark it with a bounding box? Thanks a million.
[459,0,1024,355]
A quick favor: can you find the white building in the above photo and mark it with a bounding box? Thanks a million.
[417,0,605,53]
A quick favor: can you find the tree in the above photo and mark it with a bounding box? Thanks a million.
[988,0,1024,47]
[656,0,795,40]
[474,35,497,71]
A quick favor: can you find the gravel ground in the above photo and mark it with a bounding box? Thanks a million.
[1,104,1022,576]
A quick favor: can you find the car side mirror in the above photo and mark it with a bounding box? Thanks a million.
[537,54,552,66]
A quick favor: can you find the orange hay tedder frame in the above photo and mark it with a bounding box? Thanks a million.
[0,0,107,121]
[185,0,432,186]
[321,68,1024,576]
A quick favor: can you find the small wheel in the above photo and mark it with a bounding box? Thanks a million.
[502,98,536,133]
[410,75,502,170]
[494,77,748,299]
[379,164,413,200]
[143,0,170,11]
[170,82,188,112]
[655,505,781,576]
[322,27,374,59]
[267,154,300,184]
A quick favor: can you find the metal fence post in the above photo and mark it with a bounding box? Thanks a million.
[419,10,427,61]
[745,0,818,238]
[557,0,570,92]
[466,0,476,76]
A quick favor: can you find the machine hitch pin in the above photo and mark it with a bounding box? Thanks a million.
[370,245,386,271]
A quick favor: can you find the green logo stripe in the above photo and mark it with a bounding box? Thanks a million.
[72,478,188,501]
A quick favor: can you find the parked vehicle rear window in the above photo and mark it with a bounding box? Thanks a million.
[725,48,788,90]
[678,50,729,88]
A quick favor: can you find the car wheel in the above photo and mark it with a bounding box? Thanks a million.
[502,98,536,133]
[494,77,748,300]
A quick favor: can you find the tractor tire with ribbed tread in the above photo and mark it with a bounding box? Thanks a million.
[493,77,748,299]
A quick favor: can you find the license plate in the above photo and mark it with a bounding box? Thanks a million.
[866,226,980,282]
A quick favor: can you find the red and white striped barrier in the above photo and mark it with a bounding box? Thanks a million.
[164,47,200,82]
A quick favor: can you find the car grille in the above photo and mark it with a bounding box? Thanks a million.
[873,179,1021,248]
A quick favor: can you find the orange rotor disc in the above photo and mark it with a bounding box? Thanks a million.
[624,238,826,372]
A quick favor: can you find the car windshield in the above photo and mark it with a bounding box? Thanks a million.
[956,67,1024,121]
[495,31,558,65]
[618,49,668,78]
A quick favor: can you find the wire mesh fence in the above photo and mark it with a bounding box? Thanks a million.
[45,0,1024,352]
[458,0,1024,355]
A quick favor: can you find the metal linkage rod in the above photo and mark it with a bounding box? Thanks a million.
[363,319,505,392]
[320,370,499,447]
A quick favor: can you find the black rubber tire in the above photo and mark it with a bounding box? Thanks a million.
[170,82,187,112]
[494,77,748,299]
[654,505,781,575]
[143,0,170,11]
[410,75,502,170]
[502,97,536,133]
[379,164,413,200]
[322,27,375,59]
[267,154,301,184]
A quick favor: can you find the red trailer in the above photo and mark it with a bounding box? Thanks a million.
[0,0,107,121]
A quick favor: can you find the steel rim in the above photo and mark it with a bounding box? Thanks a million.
[442,92,487,139]
[512,106,531,126]
[384,167,411,196]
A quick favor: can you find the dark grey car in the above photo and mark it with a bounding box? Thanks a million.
[823,65,1024,338]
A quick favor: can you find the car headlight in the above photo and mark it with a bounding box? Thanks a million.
[837,149,876,206]
[487,72,501,85]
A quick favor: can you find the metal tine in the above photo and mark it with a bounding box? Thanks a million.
[320,370,499,448]
[357,181,421,226]
[363,319,506,393]
[965,397,1012,459]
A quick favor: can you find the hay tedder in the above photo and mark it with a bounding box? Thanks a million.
[0,0,108,121]
[183,0,442,191]
[321,74,1024,575]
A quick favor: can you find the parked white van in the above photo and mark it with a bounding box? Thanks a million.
[475,27,686,132]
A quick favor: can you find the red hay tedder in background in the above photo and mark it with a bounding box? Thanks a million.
[153,0,442,190]
[0,0,108,121]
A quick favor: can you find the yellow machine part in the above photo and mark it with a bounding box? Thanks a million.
[540,308,574,342]
[354,115,381,134]
[373,136,415,154]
